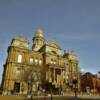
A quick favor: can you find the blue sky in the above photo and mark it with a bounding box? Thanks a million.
[0,0,100,83]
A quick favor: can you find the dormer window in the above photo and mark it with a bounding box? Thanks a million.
[18,55,22,63]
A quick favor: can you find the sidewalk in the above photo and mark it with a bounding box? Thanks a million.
[1,94,100,100]
[78,94,100,99]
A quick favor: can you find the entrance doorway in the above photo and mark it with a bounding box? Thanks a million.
[43,82,59,94]
[14,82,20,93]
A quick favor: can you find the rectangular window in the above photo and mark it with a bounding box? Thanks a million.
[16,67,21,77]
[54,61,56,65]
[39,59,42,65]
[30,58,33,64]
[18,55,22,63]
[35,59,38,65]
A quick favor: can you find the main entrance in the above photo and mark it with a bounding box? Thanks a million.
[43,81,60,94]
[14,82,20,93]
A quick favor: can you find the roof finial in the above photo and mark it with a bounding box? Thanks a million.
[35,28,44,37]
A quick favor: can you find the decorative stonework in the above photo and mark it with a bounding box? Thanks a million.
[1,29,80,94]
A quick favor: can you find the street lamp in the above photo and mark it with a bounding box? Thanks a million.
[50,86,53,100]
[72,77,78,98]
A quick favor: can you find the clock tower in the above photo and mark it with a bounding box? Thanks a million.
[32,29,45,51]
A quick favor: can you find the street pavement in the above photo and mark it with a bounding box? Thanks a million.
[26,95,100,100]
[0,95,100,100]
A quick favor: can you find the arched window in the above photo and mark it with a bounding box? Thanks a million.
[18,55,22,63]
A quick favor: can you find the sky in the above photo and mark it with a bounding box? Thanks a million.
[0,0,100,83]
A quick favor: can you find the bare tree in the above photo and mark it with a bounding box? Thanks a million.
[21,66,42,99]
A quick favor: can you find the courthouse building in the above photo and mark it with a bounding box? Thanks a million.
[1,29,80,94]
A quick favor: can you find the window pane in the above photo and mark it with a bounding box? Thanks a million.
[35,59,38,64]
[16,67,21,76]
[50,61,53,64]
[30,58,33,64]
[18,55,22,63]
[39,60,42,65]
[54,61,56,65]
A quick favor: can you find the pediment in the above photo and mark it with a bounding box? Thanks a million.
[50,43,62,50]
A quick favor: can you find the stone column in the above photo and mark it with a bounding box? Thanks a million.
[46,71,48,80]
[12,47,14,62]
[49,68,52,82]
[53,68,55,84]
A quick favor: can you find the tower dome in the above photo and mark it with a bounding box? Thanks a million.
[35,28,44,37]
[32,28,45,51]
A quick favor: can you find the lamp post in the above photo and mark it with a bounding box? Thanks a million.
[50,86,53,100]
[72,77,78,98]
